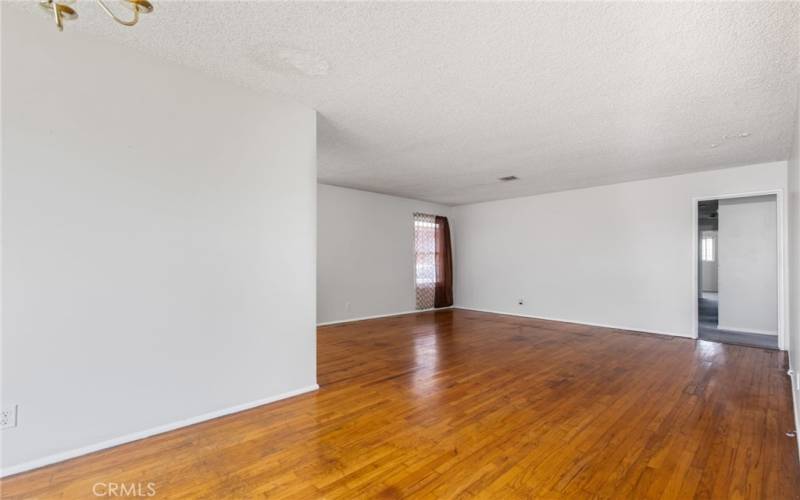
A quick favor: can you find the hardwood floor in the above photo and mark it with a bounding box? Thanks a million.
[3,309,799,499]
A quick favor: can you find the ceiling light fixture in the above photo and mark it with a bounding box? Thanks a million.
[40,0,154,31]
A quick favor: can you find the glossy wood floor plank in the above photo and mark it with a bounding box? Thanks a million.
[2,309,799,498]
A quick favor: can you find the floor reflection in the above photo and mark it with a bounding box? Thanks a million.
[412,327,441,395]
[696,337,726,362]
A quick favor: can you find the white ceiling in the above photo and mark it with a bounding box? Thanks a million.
[16,1,800,205]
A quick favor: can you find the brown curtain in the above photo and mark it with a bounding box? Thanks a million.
[434,216,453,308]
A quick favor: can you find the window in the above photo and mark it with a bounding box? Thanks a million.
[701,236,715,262]
[414,213,437,309]
[414,213,454,310]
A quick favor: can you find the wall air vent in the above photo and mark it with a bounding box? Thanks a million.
[498,175,519,182]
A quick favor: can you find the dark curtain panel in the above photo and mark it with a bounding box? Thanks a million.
[434,216,454,308]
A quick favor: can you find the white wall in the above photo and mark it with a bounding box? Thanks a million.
[717,196,778,335]
[1,9,317,473]
[317,185,450,324]
[453,162,787,337]
[787,77,800,443]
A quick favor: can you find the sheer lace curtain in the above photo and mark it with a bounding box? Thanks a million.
[414,213,437,309]
[414,213,454,310]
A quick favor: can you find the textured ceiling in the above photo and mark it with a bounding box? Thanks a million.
[13,1,800,205]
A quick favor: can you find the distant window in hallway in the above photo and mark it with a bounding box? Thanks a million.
[701,236,715,262]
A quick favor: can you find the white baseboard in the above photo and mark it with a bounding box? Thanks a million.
[454,306,693,339]
[0,384,319,478]
[716,324,778,336]
[317,306,452,327]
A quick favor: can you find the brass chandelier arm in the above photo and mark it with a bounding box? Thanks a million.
[51,2,64,30]
[40,0,154,30]
[40,0,78,31]
[96,0,140,26]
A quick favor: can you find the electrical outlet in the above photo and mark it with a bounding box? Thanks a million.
[1,405,18,430]
[345,302,351,311]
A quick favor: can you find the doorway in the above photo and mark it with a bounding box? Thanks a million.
[695,194,780,350]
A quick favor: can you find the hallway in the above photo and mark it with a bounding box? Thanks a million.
[698,292,778,349]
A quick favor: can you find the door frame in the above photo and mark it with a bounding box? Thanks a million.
[691,189,788,350]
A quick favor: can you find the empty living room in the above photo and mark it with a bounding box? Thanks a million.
[3,1,800,498]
